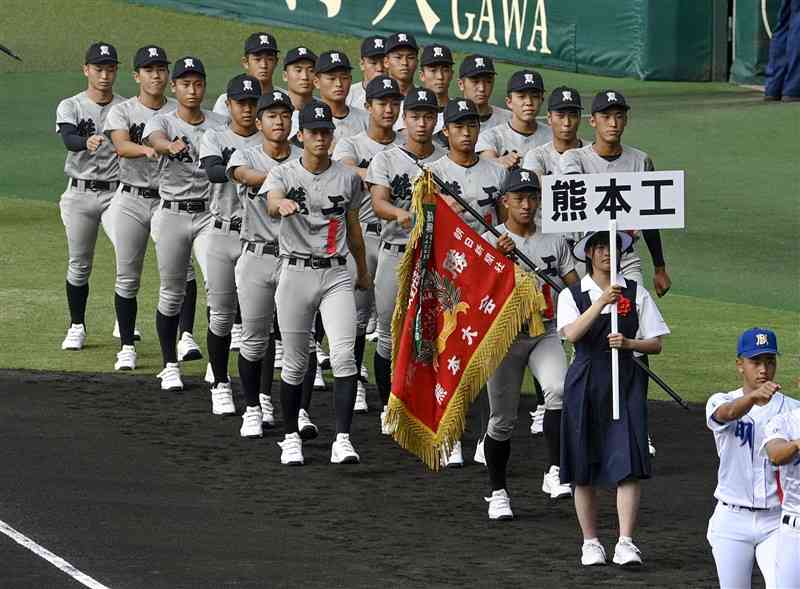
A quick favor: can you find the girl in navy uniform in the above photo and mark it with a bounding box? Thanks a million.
[556,231,669,567]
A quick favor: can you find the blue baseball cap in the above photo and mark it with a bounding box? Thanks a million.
[737,328,779,358]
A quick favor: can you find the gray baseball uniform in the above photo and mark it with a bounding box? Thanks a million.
[475,121,553,157]
[56,90,125,287]
[332,106,369,145]
[227,143,303,362]
[264,159,362,385]
[345,82,367,110]
[197,126,262,337]
[479,105,512,133]
[143,109,228,316]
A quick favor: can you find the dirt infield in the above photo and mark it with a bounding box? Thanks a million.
[0,370,762,588]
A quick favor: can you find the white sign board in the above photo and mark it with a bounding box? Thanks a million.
[540,171,685,233]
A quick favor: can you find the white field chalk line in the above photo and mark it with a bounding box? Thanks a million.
[0,519,112,589]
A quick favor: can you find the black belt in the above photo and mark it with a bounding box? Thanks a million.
[214,218,242,232]
[783,514,800,527]
[121,184,159,199]
[162,199,207,213]
[721,501,771,512]
[286,256,346,269]
[381,241,407,253]
[70,178,116,191]
[245,241,279,257]
[365,222,382,235]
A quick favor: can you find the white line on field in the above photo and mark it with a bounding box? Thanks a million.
[0,519,112,589]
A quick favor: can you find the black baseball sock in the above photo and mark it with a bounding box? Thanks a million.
[354,333,366,381]
[66,281,89,325]
[155,310,180,365]
[534,378,545,407]
[543,409,562,468]
[115,293,137,347]
[301,352,317,410]
[260,336,276,396]
[238,354,261,408]
[484,435,511,491]
[207,329,231,385]
[234,303,242,326]
[334,374,357,434]
[373,351,391,406]
[280,380,303,434]
[178,279,197,335]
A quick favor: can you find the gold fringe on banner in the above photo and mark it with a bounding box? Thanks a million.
[386,169,547,471]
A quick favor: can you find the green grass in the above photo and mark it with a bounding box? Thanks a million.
[0,0,798,403]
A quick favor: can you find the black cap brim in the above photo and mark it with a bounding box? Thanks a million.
[87,58,119,65]
[315,65,352,74]
[136,57,170,68]
[592,104,630,113]
[301,121,336,131]
[445,113,479,124]
[549,103,583,112]
[228,93,260,101]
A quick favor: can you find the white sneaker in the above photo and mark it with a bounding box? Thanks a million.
[581,540,607,566]
[114,345,137,371]
[380,405,394,436]
[484,489,513,520]
[365,330,379,342]
[360,364,369,380]
[445,440,464,468]
[298,409,318,440]
[259,394,275,427]
[474,437,486,465]
[542,465,572,499]
[331,433,360,464]
[278,432,304,466]
[204,362,215,384]
[230,323,242,351]
[211,381,236,416]
[530,405,545,435]
[648,435,657,457]
[240,406,263,438]
[112,320,141,341]
[612,538,643,566]
[157,363,183,391]
[177,331,202,362]
[61,323,86,350]
[354,380,368,413]
[366,314,377,335]
[313,365,326,390]
[274,340,283,368]
[316,342,330,369]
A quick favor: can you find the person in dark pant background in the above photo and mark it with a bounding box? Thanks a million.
[765,0,800,102]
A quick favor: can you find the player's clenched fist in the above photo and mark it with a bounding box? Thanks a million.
[395,209,413,231]
[142,146,159,160]
[86,134,105,152]
[495,233,515,256]
[167,138,188,156]
[749,381,781,404]
[277,199,299,217]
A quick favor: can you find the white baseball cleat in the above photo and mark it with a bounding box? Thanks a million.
[204,362,214,384]
[211,381,236,416]
[366,314,377,335]
[239,406,264,438]
[278,432,304,466]
[177,331,202,362]
[445,440,464,468]
[61,324,86,351]
[112,320,141,341]
[365,331,379,342]
[298,409,318,440]
[648,435,657,457]
[273,340,283,368]
[380,405,395,436]
[530,405,545,435]
[484,489,514,520]
[330,433,360,464]
[313,365,326,390]
[542,465,572,499]
[360,364,369,380]
[259,394,275,427]
[474,437,486,465]
[316,342,330,370]
[114,345,137,371]
[581,540,607,566]
[612,538,643,566]
[230,323,242,351]
[354,380,368,413]
[157,363,183,392]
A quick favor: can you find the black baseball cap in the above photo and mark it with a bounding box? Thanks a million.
[503,168,541,193]
[459,54,495,78]
[315,50,352,73]
[443,98,479,123]
[227,74,261,100]
[133,45,169,69]
[420,44,453,67]
[299,100,335,130]
[85,42,119,65]
[591,89,630,113]
[171,56,206,80]
[245,32,278,55]
[548,86,583,111]
[507,70,544,94]
[284,46,317,68]
[404,87,440,111]
[361,36,387,58]
[385,32,418,53]
[256,90,294,116]
[365,75,403,100]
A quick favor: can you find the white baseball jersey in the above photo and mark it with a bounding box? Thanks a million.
[522,139,585,177]
[143,109,228,201]
[226,143,303,243]
[366,145,446,245]
[333,107,369,144]
[475,122,553,157]
[345,81,367,110]
[427,156,508,233]
[105,97,177,189]
[706,390,800,509]
[560,143,654,174]
[762,409,800,516]
[263,159,362,258]
[198,126,262,220]
[56,91,126,181]
[479,105,512,134]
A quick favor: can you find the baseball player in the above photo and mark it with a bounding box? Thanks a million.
[382,32,418,131]
[762,408,800,587]
[213,32,280,117]
[457,55,511,133]
[143,56,227,391]
[706,327,798,588]
[476,70,552,169]
[522,86,585,179]
[369,87,446,432]
[481,168,578,520]
[333,75,405,412]
[226,90,301,437]
[560,90,671,297]
[265,101,371,466]
[57,41,124,351]
[282,46,317,140]
[197,74,262,414]
[418,43,454,134]
[345,36,386,110]
[313,50,368,147]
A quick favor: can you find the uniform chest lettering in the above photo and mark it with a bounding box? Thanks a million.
[390,173,412,204]
[77,118,96,137]
[168,135,193,163]
[321,195,345,216]
[286,186,309,214]
[129,122,145,145]
[734,420,754,451]
[540,254,558,277]
[221,146,236,165]
[477,185,499,207]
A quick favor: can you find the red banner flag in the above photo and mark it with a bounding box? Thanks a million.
[387,170,547,470]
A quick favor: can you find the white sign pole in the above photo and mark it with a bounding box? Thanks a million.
[609,220,620,421]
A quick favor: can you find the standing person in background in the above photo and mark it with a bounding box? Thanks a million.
[457,54,511,133]
[764,0,800,102]
[346,36,386,110]
[418,43,454,134]
[214,32,281,117]
[282,46,317,139]
[313,50,368,148]
[382,32,418,131]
